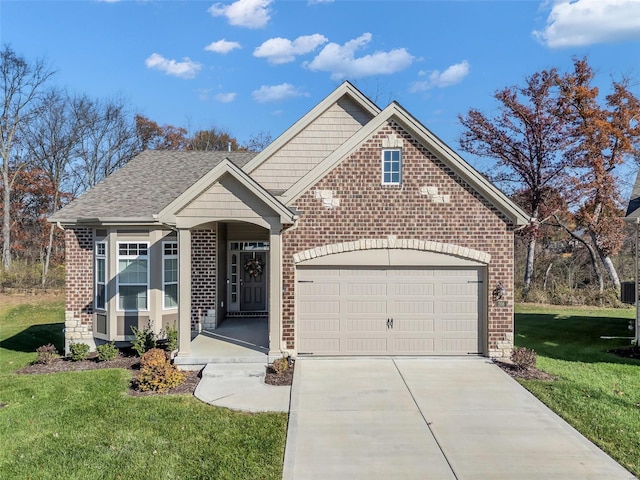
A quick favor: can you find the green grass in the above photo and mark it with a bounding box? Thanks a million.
[515,304,640,477]
[0,297,287,480]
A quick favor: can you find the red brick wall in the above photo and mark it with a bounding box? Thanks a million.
[281,121,515,355]
[191,229,217,328]
[65,227,94,330]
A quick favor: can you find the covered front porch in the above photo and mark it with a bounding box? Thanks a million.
[174,316,271,368]
[155,159,297,364]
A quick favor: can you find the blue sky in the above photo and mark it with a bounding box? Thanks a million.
[3,0,640,184]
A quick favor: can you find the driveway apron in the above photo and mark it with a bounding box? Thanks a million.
[282,357,635,480]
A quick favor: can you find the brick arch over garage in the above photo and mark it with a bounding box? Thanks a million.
[292,238,491,265]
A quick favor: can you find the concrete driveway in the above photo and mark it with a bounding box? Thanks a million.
[283,357,635,480]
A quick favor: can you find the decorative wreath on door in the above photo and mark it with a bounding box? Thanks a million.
[243,257,263,277]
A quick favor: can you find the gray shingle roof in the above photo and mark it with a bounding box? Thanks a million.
[626,169,640,219]
[50,150,257,222]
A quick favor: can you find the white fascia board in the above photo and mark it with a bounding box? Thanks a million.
[242,81,381,175]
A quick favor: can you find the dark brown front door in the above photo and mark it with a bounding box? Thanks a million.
[240,251,267,311]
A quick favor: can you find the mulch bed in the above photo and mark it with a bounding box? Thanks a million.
[264,360,294,386]
[493,360,556,381]
[16,352,295,395]
[16,352,202,396]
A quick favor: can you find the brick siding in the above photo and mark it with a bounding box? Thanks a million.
[191,229,217,328]
[64,227,95,350]
[282,121,516,356]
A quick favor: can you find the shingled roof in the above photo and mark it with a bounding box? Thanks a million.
[626,169,640,221]
[50,150,257,223]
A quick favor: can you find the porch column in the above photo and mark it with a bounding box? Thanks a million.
[177,228,192,357]
[268,227,283,356]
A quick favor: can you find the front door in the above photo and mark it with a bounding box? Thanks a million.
[240,251,267,311]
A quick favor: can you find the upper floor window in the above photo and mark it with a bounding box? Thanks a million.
[163,241,178,309]
[382,149,402,185]
[95,241,107,311]
[117,242,149,311]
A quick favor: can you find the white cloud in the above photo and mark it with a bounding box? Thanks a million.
[215,92,237,103]
[209,0,272,29]
[254,34,328,64]
[534,0,640,48]
[252,83,309,103]
[205,39,241,54]
[145,53,201,79]
[305,33,414,80]
[409,60,470,92]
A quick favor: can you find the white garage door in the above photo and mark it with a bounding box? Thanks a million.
[297,267,483,355]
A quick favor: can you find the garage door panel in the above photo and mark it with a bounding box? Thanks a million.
[392,283,435,296]
[298,282,340,296]
[298,300,341,314]
[346,282,387,296]
[298,337,341,354]
[393,318,435,332]
[393,338,435,353]
[346,300,388,314]
[346,318,387,332]
[300,317,341,333]
[393,300,434,314]
[346,337,388,353]
[297,266,483,355]
[440,337,479,354]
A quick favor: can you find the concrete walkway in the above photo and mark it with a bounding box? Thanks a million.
[194,363,290,413]
[283,357,636,480]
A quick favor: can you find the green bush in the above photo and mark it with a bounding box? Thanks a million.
[165,322,178,352]
[136,348,186,393]
[510,346,537,370]
[96,342,118,362]
[69,342,90,361]
[131,321,156,356]
[34,344,59,365]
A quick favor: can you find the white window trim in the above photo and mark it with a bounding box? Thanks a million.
[95,241,107,312]
[162,240,178,310]
[116,241,150,313]
[381,148,402,185]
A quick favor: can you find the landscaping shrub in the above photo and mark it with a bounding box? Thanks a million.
[166,323,178,352]
[69,342,90,361]
[271,356,289,374]
[136,348,186,393]
[34,344,59,364]
[510,346,537,370]
[96,342,118,362]
[131,322,156,356]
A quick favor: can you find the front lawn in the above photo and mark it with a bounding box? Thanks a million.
[515,304,639,477]
[0,295,287,480]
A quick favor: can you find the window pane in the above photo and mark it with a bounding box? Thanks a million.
[164,284,178,308]
[96,284,106,310]
[164,258,178,283]
[119,285,147,310]
[119,259,147,284]
[97,258,105,283]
